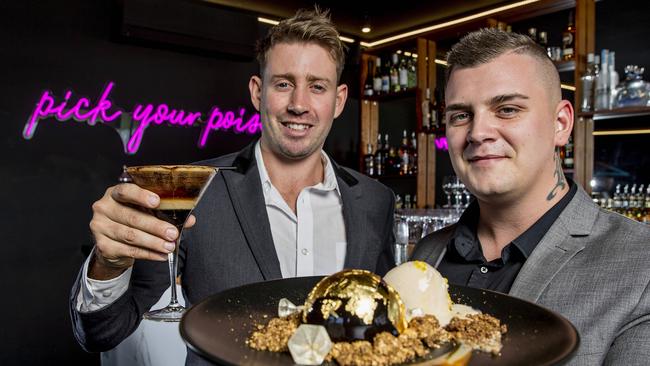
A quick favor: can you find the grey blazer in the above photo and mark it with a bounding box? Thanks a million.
[69,141,396,364]
[412,187,650,365]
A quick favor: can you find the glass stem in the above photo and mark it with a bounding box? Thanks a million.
[167,234,182,308]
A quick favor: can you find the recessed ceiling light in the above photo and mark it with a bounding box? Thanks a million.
[359,0,540,48]
[361,26,371,33]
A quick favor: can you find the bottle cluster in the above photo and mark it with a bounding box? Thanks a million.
[580,49,621,112]
[488,11,575,62]
[364,131,418,177]
[363,52,418,97]
[421,88,445,134]
[594,183,650,223]
[395,194,417,210]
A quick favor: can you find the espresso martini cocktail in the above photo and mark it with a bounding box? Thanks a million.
[125,165,218,321]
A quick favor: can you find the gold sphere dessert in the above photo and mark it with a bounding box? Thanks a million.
[302,269,407,342]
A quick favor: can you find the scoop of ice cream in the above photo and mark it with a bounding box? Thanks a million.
[383,261,453,326]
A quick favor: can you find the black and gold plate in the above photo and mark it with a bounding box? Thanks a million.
[180,276,579,366]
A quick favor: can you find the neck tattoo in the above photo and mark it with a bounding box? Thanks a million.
[546,151,566,201]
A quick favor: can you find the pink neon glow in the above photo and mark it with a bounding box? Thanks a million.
[23,82,122,139]
[127,104,203,153]
[24,81,261,154]
[198,107,262,147]
[434,137,448,151]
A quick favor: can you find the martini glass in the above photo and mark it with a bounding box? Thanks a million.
[124,165,218,322]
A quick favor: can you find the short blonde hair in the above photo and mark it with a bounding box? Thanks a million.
[255,7,347,82]
[446,28,560,102]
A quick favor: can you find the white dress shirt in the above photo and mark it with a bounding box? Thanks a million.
[77,141,347,312]
[255,141,347,277]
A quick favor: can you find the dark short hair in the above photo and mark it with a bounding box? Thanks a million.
[446,28,560,98]
[255,7,347,82]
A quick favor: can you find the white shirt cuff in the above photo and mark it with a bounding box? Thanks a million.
[75,248,132,313]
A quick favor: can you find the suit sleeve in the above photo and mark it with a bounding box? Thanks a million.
[374,189,396,276]
[603,280,650,365]
[69,251,170,352]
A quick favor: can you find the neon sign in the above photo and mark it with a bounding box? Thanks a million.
[434,136,448,151]
[23,81,262,154]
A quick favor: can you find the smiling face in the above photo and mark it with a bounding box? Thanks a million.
[444,52,572,204]
[249,42,348,161]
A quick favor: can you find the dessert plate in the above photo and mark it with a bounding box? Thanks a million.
[180,276,579,365]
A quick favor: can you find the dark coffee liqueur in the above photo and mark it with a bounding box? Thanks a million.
[126,166,215,229]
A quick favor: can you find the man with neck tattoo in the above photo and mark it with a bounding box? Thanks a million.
[412,29,650,365]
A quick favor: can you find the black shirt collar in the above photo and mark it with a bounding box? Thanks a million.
[450,180,578,263]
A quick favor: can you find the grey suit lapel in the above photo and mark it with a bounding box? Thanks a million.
[331,164,367,270]
[509,188,597,301]
[221,143,282,280]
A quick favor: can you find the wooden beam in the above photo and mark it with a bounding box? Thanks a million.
[426,134,436,208]
[573,0,595,190]
[417,132,428,208]
[360,100,371,171]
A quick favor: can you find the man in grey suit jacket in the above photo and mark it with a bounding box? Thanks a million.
[412,28,650,365]
[70,9,395,365]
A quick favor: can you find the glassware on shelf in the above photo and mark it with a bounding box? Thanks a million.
[442,176,457,208]
[442,176,472,210]
[391,207,465,264]
[614,65,650,108]
[393,217,409,265]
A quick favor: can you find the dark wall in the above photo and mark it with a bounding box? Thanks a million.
[0,1,359,364]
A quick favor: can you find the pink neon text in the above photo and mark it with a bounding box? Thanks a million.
[127,104,203,154]
[23,82,122,139]
[198,107,262,147]
[434,137,448,151]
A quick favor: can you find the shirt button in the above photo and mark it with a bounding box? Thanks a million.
[301,248,309,255]
[480,266,488,274]
[102,290,113,298]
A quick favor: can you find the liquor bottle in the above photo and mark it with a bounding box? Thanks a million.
[374,133,384,176]
[641,184,650,225]
[412,194,418,209]
[422,88,431,132]
[383,134,393,174]
[407,56,417,89]
[363,60,374,97]
[538,31,548,49]
[373,57,383,95]
[431,88,443,132]
[609,51,620,109]
[409,132,418,175]
[363,143,375,176]
[612,184,623,214]
[398,130,410,176]
[622,184,630,214]
[399,56,409,91]
[391,53,400,93]
[395,194,403,210]
[563,135,574,169]
[386,146,400,176]
[595,50,610,110]
[626,184,638,219]
[562,11,575,61]
[527,27,538,43]
[404,194,412,209]
[638,184,646,221]
[580,53,597,112]
[381,58,390,94]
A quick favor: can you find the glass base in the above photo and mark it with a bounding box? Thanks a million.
[143,305,186,322]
